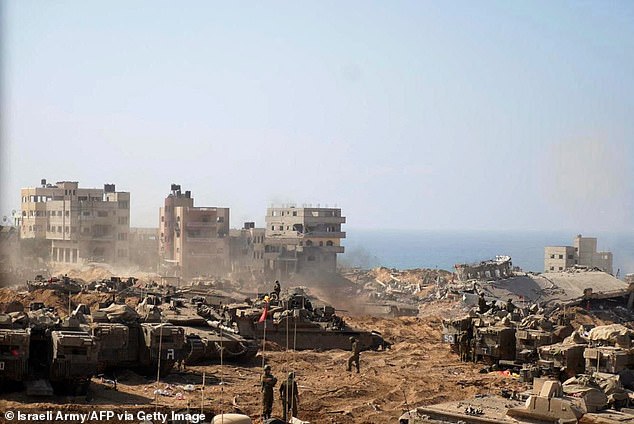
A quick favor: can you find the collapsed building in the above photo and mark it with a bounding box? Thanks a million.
[454,255,513,282]
[422,268,634,424]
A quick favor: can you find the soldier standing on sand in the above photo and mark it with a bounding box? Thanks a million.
[261,365,277,420]
[459,332,469,362]
[280,371,300,421]
[347,336,361,373]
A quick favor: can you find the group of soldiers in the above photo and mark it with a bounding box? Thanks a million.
[260,281,363,421]
[261,365,300,422]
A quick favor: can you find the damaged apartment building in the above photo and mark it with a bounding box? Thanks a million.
[19,179,130,264]
[545,234,613,274]
[263,206,346,278]
[454,255,513,282]
[159,185,229,278]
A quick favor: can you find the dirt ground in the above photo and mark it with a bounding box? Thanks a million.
[0,312,525,423]
[0,268,528,423]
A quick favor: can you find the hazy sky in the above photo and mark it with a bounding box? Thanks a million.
[2,1,633,231]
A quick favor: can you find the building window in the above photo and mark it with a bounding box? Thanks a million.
[97,211,108,217]
[118,201,129,209]
[83,211,90,216]
[292,211,297,216]
[550,266,554,271]
[271,226,274,231]
[306,240,313,246]
[319,241,324,246]
[326,240,334,246]
[118,233,128,241]
[550,254,554,259]
[57,226,62,232]
[118,217,128,225]
[558,255,563,259]
[217,216,224,223]
[559,267,563,270]
[278,226,283,231]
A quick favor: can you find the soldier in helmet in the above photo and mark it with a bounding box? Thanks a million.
[280,371,300,421]
[347,336,360,373]
[261,364,277,420]
[478,293,489,314]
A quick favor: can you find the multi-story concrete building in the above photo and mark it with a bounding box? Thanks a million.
[264,206,345,278]
[545,234,613,274]
[159,185,229,278]
[19,179,130,264]
[229,222,266,277]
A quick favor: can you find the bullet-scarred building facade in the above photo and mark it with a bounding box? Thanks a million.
[264,206,345,278]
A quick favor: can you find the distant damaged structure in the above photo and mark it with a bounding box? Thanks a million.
[454,255,513,282]
[264,206,346,278]
[545,234,613,274]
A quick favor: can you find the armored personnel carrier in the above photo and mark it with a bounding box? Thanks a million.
[229,292,390,351]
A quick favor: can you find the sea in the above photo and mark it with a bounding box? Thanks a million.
[340,229,634,276]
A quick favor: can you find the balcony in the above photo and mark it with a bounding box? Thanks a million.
[304,231,346,238]
[303,245,344,253]
[303,216,346,224]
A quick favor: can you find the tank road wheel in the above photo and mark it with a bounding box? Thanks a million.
[184,336,206,365]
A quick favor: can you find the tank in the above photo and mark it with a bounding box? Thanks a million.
[538,342,586,377]
[149,296,258,364]
[49,330,98,392]
[90,307,186,376]
[441,316,473,354]
[0,327,30,384]
[473,325,516,363]
[229,293,390,351]
[515,329,554,363]
[27,274,82,294]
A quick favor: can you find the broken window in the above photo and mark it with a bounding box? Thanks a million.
[217,216,224,223]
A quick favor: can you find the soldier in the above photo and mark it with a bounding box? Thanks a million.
[261,364,277,420]
[280,371,300,421]
[506,298,516,314]
[478,293,489,314]
[458,332,469,362]
[273,280,281,298]
[347,336,360,373]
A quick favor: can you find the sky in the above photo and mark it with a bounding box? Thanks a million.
[2,1,633,232]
